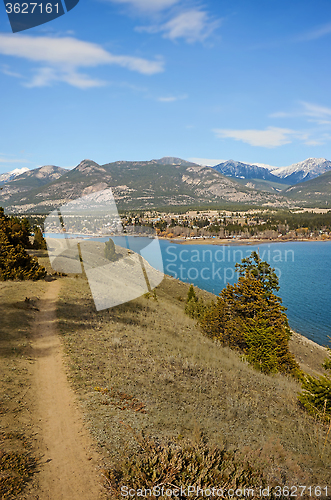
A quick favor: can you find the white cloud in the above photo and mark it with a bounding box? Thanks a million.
[24,67,106,89]
[162,9,219,42]
[157,94,187,102]
[214,127,294,148]
[137,8,220,43]
[188,157,225,166]
[0,34,164,88]
[108,0,178,12]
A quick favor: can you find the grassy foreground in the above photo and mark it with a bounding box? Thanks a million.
[1,258,330,498]
[56,272,331,492]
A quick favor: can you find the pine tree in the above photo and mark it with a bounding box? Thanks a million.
[0,232,46,280]
[185,284,206,319]
[104,238,118,262]
[196,251,300,377]
[186,284,197,303]
[0,207,46,281]
[33,226,47,250]
[235,250,280,295]
[298,348,331,420]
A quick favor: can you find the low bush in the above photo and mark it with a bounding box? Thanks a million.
[104,432,287,500]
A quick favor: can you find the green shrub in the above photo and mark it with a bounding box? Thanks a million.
[298,348,331,420]
[243,319,300,375]
[184,285,206,320]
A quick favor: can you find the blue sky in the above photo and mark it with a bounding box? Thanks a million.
[1,0,331,174]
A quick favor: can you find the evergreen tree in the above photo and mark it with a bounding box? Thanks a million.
[104,238,118,262]
[0,208,31,248]
[33,226,47,250]
[196,251,300,376]
[186,284,197,303]
[235,250,280,295]
[185,284,207,320]
[0,232,46,280]
[0,207,46,280]
[298,348,331,420]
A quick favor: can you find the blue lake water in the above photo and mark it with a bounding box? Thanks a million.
[158,240,331,348]
[45,233,331,347]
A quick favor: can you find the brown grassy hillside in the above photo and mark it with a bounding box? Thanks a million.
[56,273,331,491]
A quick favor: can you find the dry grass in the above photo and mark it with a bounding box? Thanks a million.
[0,279,48,499]
[56,273,331,491]
[1,259,330,497]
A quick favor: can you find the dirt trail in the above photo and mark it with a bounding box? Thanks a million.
[31,280,102,500]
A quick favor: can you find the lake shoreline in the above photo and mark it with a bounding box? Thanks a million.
[165,237,331,246]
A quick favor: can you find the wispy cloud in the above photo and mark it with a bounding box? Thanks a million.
[301,101,331,123]
[108,0,179,12]
[0,34,164,88]
[270,101,331,125]
[295,22,331,42]
[157,94,187,102]
[214,127,294,148]
[137,8,220,43]
[1,64,23,79]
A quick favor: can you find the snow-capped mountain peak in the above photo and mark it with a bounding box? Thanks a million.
[271,158,331,184]
[251,162,278,171]
[0,166,30,184]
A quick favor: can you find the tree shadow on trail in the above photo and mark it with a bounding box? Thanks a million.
[56,295,151,336]
[0,298,39,358]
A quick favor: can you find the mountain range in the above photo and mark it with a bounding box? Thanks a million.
[211,158,331,185]
[0,158,290,213]
[1,156,331,213]
[212,160,287,184]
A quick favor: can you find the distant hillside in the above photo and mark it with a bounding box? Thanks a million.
[0,165,69,212]
[233,177,291,194]
[283,170,331,207]
[0,158,290,213]
[152,156,197,166]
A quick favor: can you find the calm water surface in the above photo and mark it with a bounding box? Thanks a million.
[158,240,331,347]
[45,234,331,347]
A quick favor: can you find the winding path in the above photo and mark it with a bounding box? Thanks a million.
[31,280,102,500]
